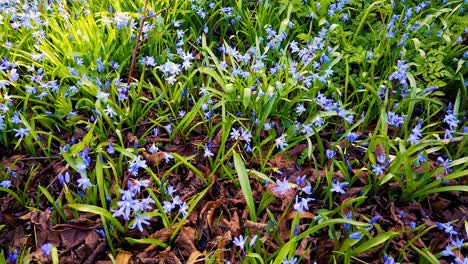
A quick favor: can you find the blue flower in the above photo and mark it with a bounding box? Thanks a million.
[326,149,336,160]
[417,152,427,163]
[444,103,459,131]
[129,178,149,194]
[436,222,457,237]
[349,231,362,240]
[452,237,464,249]
[408,120,423,145]
[7,248,18,262]
[437,157,452,175]
[301,183,313,195]
[387,112,406,127]
[296,104,306,115]
[77,176,93,190]
[344,211,352,230]
[275,135,288,151]
[346,132,358,142]
[113,199,138,221]
[454,257,468,264]
[130,213,151,232]
[293,195,315,214]
[272,178,292,195]
[440,243,454,257]
[368,215,380,226]
[0,180,11,188]
[282,257,298,264]
[14,127,30,138]
[330,180,348,194]
[128,155,147,176]
[179,201,189,217]
[149,143,159,154]
[296,175,306,186]
[372,163,385,175]
[384,254,400,264]
[163,200,174,213]
[233,235,246,251]
[41,243,53,256]
[107,142,115,155]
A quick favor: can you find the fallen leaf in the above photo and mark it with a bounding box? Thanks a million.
[175,226,199,257]
[116,251,132,264]
[187,251,204,264]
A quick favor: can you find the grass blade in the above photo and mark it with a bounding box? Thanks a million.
[69,204,124,233]
[233,151,256,222]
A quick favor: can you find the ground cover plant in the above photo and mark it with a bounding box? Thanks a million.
[0,0,467,263]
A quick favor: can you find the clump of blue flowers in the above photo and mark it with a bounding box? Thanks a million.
[111,177,153,232]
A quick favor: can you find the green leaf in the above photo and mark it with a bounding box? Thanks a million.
[248,169,274,183]
[51,246,59,264]
[243,88,251,109]
[39,186,67,221]
[95,155,107,209]
[410,244,439,264]
[233,151,256,221]
[379,173,396,185]
[351,232,397,255]
[0,187,24,206]
[69,204,124,233]
[125,238,168,247]
[273,219,367,264]
[413,185,468,198]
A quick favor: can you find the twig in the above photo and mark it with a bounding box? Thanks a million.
[127,1,170,86]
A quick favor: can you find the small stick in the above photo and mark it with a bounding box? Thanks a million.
[127,1,170,86]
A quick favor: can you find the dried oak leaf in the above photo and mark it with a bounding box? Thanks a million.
[175,226,199,258]
[199,200,222,232]
[245,220,268,233]
[20,210,60,246]
[115,251,132,264]
[142,151,166,167]
[155,249,183,264]
[0,154,25,170]
[215,230,232,262]
[187,251,204,264]
[52,218,100,251]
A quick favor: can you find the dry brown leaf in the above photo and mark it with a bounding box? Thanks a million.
[186,251,204,264]
[142,151,166,167]
[216,231,232,262]
[268,154,296,170]
[372,143,385,158]
[228,211,241,236]
[286,211,315,220]
[156,250,183,264]
[125,132,138,146]
[83,242,107,264]
[0,154,25,170]
[115,251,132,264]
[245,221,267,233]
[175,226,198,257]
[200,200,221,232]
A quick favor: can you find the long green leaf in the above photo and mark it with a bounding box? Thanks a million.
[410,244,439,264]
[39,186,67,221]
[233,151,256,221]
[351,232,397,255]
[69,204,124,233]
[125,238,168,247]
[413,185,468,198]
[273,219,367,264]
